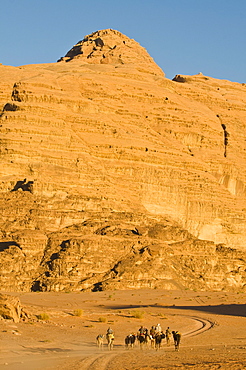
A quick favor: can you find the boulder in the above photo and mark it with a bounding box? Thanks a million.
[0,294,22,322]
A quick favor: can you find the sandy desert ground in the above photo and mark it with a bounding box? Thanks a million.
[0,289,246,370]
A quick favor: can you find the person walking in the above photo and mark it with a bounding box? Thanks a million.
[165,326,171,345]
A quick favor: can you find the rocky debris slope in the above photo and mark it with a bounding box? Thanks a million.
[0,29,246,292]
[0,202,245,292]
[38,213,246,293]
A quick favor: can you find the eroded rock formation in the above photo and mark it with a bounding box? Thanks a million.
[57,28,164,76]
[36,214,246,292]
[0,294,22,322]
[0,29,246,292]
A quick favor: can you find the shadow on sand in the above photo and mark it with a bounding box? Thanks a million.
[20,346,73,353]
[103,304,246,318]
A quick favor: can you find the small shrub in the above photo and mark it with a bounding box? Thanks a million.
[73,309,83,317]
[157,313,167,319]
[37,313,50,321]
[131,310,145,319]
[98,317,107,323]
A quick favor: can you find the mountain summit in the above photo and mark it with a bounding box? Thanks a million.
[58,28,164,76]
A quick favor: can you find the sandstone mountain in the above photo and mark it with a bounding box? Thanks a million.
[0,29,246,292]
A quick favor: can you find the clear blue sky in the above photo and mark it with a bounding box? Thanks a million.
[1,0,245,82]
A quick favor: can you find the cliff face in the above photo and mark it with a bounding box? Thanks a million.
[0,29,246,292]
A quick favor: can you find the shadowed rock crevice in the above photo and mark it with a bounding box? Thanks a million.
[221,123,230,158]
[0,102,20,117]
[0,241,21,252]
[216,114,230,158]
[11,82,28,102]
[11,179,34,193]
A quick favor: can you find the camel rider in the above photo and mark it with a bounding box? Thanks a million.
[150,325,156,337]
[106,327,114,343]
[138,325,145,335]
[107,327,114,335]
[155,323,162,333]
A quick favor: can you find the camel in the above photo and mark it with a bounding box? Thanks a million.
[155,332,165,350]
[96,334,104,348]
[149,334,155,349]
[106,333,114,350]
[172,331,181,351]
[137,333,150,349]
[125,334,136,349]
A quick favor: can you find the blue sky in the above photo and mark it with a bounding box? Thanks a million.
[1,0,245,82]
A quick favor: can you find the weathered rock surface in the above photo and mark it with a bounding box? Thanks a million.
[0,29,246,292]
[57,28,164,77]
[35,214,246,292]
[0,293,22,322]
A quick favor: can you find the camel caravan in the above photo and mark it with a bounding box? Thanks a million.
[96,324,181,351]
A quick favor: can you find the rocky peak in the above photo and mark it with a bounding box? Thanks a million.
[57,28,164,76]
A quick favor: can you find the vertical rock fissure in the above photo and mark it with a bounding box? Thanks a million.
[221,123,229,158]
[217,115,229,157]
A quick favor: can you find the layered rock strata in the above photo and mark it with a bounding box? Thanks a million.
[0,29,246,292]
[35,214,246,292]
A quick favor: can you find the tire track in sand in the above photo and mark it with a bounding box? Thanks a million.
[62,352,117,370]
[180,314,215,338]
